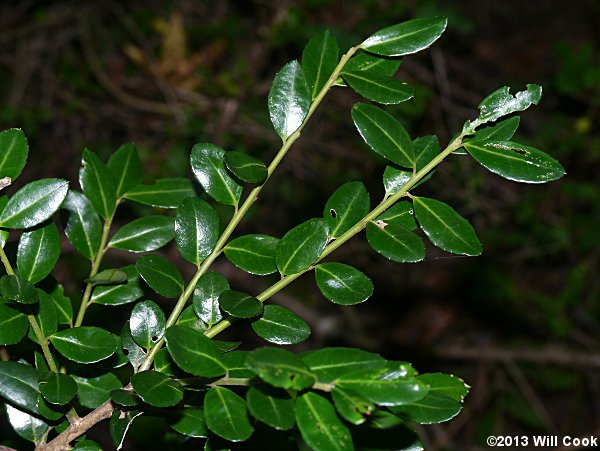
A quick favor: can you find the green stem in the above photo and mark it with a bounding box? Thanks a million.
[204,133,467,339]
[139,46,359,371]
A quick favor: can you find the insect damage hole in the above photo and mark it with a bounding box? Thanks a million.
[330,209,337,219]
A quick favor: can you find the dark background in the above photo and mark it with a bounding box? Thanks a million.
[1,1,599,449]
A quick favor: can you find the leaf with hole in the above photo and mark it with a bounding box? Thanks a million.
[245,347,315,390]
[39,372,77,405]
[218,290,263,318]
[477,84,542,124]
[107,143,143,197]
[109,216,174,252]
[275,218,329,276]
[130,300,166,348]
[175,197,219,264]
[301,347,385,383]
[366,221,425,262]
[268,60,311,140]
[191,143,242,206]
[192,271,229,326]
[343,70,413,104]
[413,196,482,256]
[50,327,117,364]
[136,254,183,298]
[0,275,39,304]
[61,190,102,260]
[302,29,339,99]
[251,305,310,345]
[124,178,196,208]
[0,128,28,182]
[0,179,68,229]
[204,386,254,442]
[224,234,279,276]
[16,222,60,284]
[165,325,227,377]
[324,181,370,239]
[224,151,268,184]
[130,370,183,408]
[79,149,116,220]
[315,263,373,305]
[91,265,143,306]
[246,385,295,430]
[0,304,28,345]
[73,373,122,409]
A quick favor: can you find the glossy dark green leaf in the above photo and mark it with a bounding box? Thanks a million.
[136,254,183,298]
[473,116,520,141]
[352,103,414,167]
[39,371,77,405]
[91,265,143,306]
[130,300,166,348]
[224,351,255,378]
[50,326,117,363]
[110,409,143,450]
[246,347,315,390]
[0,179,69,229]
[121,320,146,371]
[331,387,374,425]
[477,84,542,124]
[324,181,370,239]
[419,372,469,401]
[110,388,139,407]
[124,178,196,208]
[191,143,242,206]
[383,166,411,196]
[107,143,143,197]
[168,407,207,438]
[5,404,47,443]
[27,289,58,344]
[72,440,103,451]
[251,304,311,345]
[130,370,183,408]
[296,392,353,451]
[175,197,219,264]
[0,304,28,344]
[366,221,425,263]
[275,218,329,275]
[413,196,482,256]
[73,372,122,409]
[247,385,295,430]
[225,239,279,279]
[268,60,311,140]
[49,284,72,326]
[345,53,402,78]
[0,128,28,182]
[0,275,39,304]
[109,216,174,252]
[302,30,339,99]
[0,361,40,414]
[79,149,116,220]
[16,222,60,284]
[301,347,385,383]
[193,271,229,326]
[414,135,441,171]
[61,190,102,260]
[224,151,268,184]
[85,269,128,286]
[165,325,227,377]
[376,201,417,230]
[204,386,253,442]
[176,305,207,333]
[343,70,413,104]
[464,140,565,184]
[218,290,263,318]
[390,392,461,424]
[315,262,373,305]
[361,17,447,56]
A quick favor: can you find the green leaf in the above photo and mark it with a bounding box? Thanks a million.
[315,263,373,305]
[477,84,542,124]
[413,196,482,256]
[268,60,311,140]
[352,103,414,168]
[390,393,461,424]
[0,275,39,304]
[109,409,142,450]
[175,197,219,264]
[121,320,146,371]
[72,440,103,451]
[61,190,102,260]
[130,300,166,348]
[366,221,425,263]
[302,29,339,99]
[376,201,417,230]
[168,407,207,438]
[247,385,295,430]
[136,254,183,298]
[418,373,469,401]
[193,271,229,326]
[335,369,428,406]
[324,181,370,239]
[73,372,122,409]
[109,216,175,252]
[110,388,139,407]
[124,178,196,208]
[85,269,128,286]
[79,149,116,220]
[275,218,329,275]
[224,151,268,184]
[223,351,255,378]
[473,116,520,141]
[331,388,374,425]
[0,179,69,229]
[5,404,47,444]
[91,265,143,306]
[204,386,254,442]
[27,289,58,344]
[224,234,278,276]
[0,361,40,414]
[130,370,183,408]
[464,140,565,184]
[191,143,242,206]
[218,290,263,318]
[296,392,353,451]
[0,129,28,182]
[16,222,60,284]
[176,305,207,333]
[49,284,72,325]
[107,143,143,197]
[50,326,117,363]
[251,304,311,345]
[345,53,401,78]
[361,17,447,56]
[39,372,77,405]
[245,347,316,390]
[414,135,441,171]
[301,347,385,383]
[165,325,227,377]
[343,70,413,104]
[383,166,411,196]
[0,304,28,344]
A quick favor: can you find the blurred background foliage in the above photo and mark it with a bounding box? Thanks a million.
[0,0,598,449]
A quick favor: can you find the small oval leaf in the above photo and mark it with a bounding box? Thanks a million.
[315,262,373,305]
[343,70,413,104]
[251,305,311,345]
[61,190,102,260]
[275,218,329,276]
[224,234,279,276]
[175,197,219,264]
[366,221,425,263]
[0,275,39,304]
[219,290,263,318]
[204,386,253,442]
[50,327,117,363]
[85,269,128,286]
[191,143,242,206]
[130,300,166,348]
[109,216,175,252]
[91,265,143,306]
[79,149,116,220]
[0,304,29,345]
[302,30,339,99]
[16,222,60,284]
[224,151,268,184]
[246,347,315,390]
[136,254,184,298]
[165,325,227,377]
[324,182,370,239]
[246,385,295,430]
[124,178,196,208]
[0,128,28,182]
[130,370,183,408]
[193,271,229,327]
[39,372,78,405]
[107,143,143,198]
